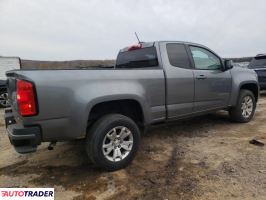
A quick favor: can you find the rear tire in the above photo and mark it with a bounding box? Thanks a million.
[229,89,256,123]
[86,114,141,171]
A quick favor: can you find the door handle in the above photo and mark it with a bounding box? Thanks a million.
[196,75,207,80]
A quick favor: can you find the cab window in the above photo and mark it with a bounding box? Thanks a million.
[166,43,191,69]
[190,46,222,70]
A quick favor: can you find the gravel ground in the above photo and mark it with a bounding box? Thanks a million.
[1,94,266,200]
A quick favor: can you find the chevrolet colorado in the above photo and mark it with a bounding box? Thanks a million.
[5,41,259,171]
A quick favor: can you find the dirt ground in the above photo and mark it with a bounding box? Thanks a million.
[1,94,266,200]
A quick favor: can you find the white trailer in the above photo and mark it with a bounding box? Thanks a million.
[0,57,21,107]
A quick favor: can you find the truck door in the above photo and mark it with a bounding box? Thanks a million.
[188,45,232,112]
[159,42,194,119]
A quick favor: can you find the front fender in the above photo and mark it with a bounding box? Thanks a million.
[229,67,259,106]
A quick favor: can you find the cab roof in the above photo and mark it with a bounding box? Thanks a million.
[119,41,209,52]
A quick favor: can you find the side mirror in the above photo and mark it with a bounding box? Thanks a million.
[224,60,233,71]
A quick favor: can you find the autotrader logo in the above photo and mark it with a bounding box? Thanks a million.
[0,188,54,200]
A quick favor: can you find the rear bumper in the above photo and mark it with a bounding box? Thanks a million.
[5,108,41,153]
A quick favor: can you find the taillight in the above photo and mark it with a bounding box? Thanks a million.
[16,79,37,116]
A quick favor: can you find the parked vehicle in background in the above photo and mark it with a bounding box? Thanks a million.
[0,57,21,108]
[5,41,259,171]
[248,54,266,90]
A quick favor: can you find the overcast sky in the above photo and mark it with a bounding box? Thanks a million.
[0,0,265,60]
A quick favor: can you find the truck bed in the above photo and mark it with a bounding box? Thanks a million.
[6,69,166,141]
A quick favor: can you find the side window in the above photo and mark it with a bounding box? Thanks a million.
[190,46,222,70]
[166,43,191,69]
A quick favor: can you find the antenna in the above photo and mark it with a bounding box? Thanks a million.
[134,32,141,44]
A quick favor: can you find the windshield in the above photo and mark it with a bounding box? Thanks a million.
[116,47,158,68]
[249,57,266,69]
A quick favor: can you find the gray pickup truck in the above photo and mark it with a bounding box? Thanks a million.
[5,41,259,171]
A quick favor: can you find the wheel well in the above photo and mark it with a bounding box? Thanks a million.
[240,83,259,102]
[88,99,144,128]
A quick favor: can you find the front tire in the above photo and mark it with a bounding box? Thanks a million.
[86,114,141,171]
[229,89,256,123]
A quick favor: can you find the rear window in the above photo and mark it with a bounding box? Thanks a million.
[166,43,191,69]
[249,57,266,69]
[116,47,158,68]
